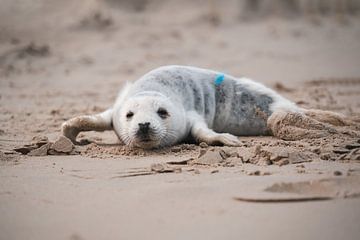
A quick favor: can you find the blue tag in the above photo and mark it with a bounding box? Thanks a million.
[214,73,225,86]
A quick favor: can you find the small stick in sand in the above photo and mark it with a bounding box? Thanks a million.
[233,196,333,203]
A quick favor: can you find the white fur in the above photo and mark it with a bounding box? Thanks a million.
[113,93,188,148]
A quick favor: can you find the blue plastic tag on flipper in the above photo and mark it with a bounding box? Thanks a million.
[214,73,225,86]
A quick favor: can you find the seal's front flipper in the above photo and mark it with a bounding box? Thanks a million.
[61,108,113,144]
[188,112,241,146]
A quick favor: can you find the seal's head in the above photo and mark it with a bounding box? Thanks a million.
[114,93,186,149]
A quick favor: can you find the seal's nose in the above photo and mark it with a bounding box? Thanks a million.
[138,122,151,134]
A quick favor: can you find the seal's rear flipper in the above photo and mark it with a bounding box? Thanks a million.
[267,111,335,141]
[304,109,359,128]
[61,108,113,144]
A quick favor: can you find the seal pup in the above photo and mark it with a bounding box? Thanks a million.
[62,65,354,149]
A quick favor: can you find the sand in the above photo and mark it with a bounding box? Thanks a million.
[1,1,360,240]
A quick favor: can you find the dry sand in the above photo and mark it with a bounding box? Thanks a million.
[1,1,360,240]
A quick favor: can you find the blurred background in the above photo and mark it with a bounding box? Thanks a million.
[1,0,360,82]
[1,0,360,119]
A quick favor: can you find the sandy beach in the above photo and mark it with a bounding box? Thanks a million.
[1,1,360,239]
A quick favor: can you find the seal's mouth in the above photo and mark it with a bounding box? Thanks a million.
[136,134,156,143]
[139,137,152,142]
[133,125,161,148]
[131,133,161,149]
[133,138,161,149]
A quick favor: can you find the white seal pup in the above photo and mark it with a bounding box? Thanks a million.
[62,65,353,149]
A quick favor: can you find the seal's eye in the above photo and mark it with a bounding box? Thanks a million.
[126,111,134,119]
[157,108,169,119]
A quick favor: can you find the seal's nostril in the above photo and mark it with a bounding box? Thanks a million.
[138,122,151,133]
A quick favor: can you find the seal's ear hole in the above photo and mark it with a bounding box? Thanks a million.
[157,108,169,119]
[126,111,134,119]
